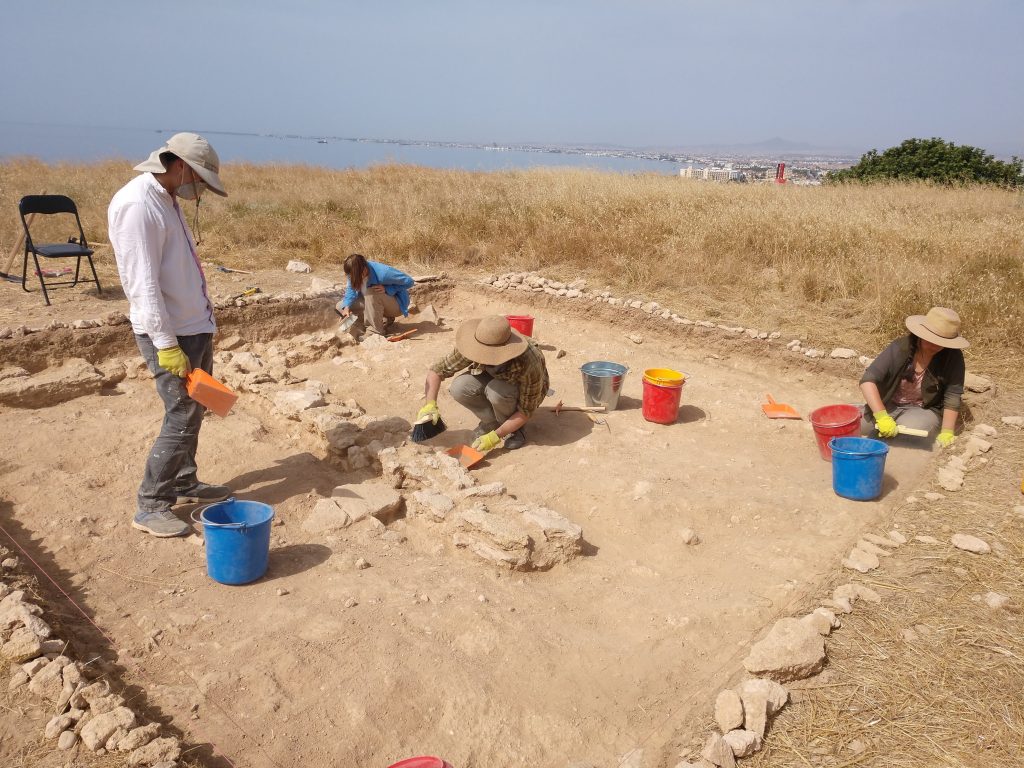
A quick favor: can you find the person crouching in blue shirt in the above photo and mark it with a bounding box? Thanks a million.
[336,253,415,338]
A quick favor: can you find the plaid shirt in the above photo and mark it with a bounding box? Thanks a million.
[430,339,550,417]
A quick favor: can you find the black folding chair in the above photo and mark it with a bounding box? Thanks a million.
[18,194,102,306]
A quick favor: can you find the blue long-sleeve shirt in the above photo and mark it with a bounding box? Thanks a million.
[340,260,415,316]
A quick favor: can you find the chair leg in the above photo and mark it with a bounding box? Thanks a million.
[33,254,51,306]
[86,256,102,295]
[21,250,29,293]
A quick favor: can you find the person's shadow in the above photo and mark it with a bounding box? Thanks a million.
[263,543,333,581]
[220,452,339,507]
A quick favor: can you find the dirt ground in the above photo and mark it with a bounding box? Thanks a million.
[0,270,950,767]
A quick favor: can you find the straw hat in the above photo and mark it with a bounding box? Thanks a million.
[455,315,528,365]
[134,132,228,197]
[905,307,970,349]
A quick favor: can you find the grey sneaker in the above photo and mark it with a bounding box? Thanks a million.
[503,428,526,450]
[175,482,231,505]
[132,509,191,538]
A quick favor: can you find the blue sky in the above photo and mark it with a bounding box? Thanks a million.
[2,0,1022,155]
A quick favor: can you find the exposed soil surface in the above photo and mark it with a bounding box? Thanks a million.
[1,272,938,767]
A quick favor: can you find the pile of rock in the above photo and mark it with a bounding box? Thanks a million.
[2,555,181,766]
[293,442,583,571]
[935,422,996,492]
[479,272,875,364]
[679,583,878,767]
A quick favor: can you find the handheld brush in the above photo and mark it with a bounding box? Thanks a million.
[410,412,447,443]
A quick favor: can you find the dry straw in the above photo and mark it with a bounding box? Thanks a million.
[747,397,1024,768]
[2,159,1022,379]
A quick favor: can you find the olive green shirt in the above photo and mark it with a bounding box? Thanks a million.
[430,339,550,417]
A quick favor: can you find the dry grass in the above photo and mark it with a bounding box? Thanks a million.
[2,159,1023,377]
[747,397,1024,768]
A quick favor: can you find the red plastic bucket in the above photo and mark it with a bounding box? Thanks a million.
[809,404,862,461]
[506,315,534,337]
[642,376,684,424]
[387,759,453,768]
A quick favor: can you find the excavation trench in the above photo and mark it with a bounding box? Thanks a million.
[0,282,933,767]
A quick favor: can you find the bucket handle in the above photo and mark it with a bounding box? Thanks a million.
[190,497,249,530]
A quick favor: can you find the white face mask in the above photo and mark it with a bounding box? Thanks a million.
[175,164,206,201]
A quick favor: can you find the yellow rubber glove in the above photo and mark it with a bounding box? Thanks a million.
[471,430,504,452]
[156,346,190,378]
[416,400,440,425]
[935,429,956,448]
[873,410,898,438]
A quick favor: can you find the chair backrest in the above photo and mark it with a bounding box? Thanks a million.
[19,194,79,217]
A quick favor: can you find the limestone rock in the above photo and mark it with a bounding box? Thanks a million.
[0,358,103,408]
[409,490,455,521]
[834,583,881,605]
[58,730,78,750]
[330,482,402,523]
[984,591,1010,609]
[936,465,964,492]
[519,503,584,569]
[830,348,857,359]
[117,722,161,752]
[888,530,908,544]
[454,506,532,570]
[842,547,879,573]
[973,423,998,437]
[964,373,992,393]
[951,533,990,554]
[915,535,941,545]
[679,528,700,545]
[714,689,744,732]
[46,713,75,739]
[800,611,834,636]
[273,388,326,418]
[460,481,507,498]
[126,736,181,766]
[1,626,42,663]
[81,706,136,751]
[738,678,788,716]
[286,259,312,273]
[701,733,736,768]
[856,539,892,557]
[723,729,762,758]
[743,618,826,682]
[301,499,352,533]
[28,654,69,700]
[861,532,900,549]
[1000,415,1024,428]
[8,670,29,690]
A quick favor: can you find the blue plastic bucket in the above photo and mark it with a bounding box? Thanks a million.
[829,437,889,501]
[198,499,274,585]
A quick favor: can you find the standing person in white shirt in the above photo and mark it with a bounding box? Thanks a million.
[108,132,232,538]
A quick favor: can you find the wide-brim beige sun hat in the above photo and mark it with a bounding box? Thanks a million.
[134,132,227,197]
[905,306,970,349]
[455,315,528,365]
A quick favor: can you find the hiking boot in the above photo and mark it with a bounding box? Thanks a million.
[132,509,191,538]
[175,482,231,505]
[503,428,526,450]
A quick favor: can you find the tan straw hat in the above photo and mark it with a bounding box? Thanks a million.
[905,306,970,349]
[134,132,228,197]
[455,315,528,365]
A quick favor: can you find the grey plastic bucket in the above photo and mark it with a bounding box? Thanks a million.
[580,361,629,410]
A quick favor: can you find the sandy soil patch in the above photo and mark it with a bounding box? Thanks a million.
[1,278,940,767]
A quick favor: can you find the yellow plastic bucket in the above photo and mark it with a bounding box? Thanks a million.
[643,367,686,387]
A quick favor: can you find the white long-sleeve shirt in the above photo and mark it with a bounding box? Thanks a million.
[108,173,215,349]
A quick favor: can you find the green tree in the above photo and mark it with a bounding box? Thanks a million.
[828,138,1023,187]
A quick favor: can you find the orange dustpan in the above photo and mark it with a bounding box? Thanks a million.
[186,370,238,417]
[445,444,484,469]
[762,393,801,420]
